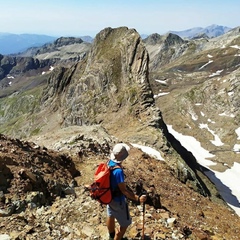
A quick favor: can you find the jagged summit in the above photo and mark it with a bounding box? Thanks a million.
[144,32,185,46]
[143,33,162,45]
[41,27,162,146]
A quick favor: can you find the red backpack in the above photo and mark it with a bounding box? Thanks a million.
[87,161,120,204]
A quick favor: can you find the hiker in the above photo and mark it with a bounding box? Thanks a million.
[107,143,147,240]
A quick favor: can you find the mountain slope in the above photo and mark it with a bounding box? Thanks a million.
[1,132,240,239]
[0,26,239,239]
[144,26,240,215]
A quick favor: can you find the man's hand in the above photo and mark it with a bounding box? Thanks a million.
[139,195,147,203]
[118,182,147,203]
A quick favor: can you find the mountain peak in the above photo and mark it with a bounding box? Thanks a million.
[169,24,232,39]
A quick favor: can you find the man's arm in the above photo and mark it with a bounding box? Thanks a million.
[118,182,146,203]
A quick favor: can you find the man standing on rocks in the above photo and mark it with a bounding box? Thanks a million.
[107,143,146,240]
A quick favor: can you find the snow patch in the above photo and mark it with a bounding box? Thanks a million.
[233,144,240,153]
[236,127,240,140]
[154,92,170,98]
[131,143,164,161]
[219,112,235,118]
[199,60,213,70]
[230,45,240,50]
[167,125,216,167]
[189,110,198,121]
[209,69,223,77]
[199,123,224,146]
[155,79,168,85]
[167,125,240,216]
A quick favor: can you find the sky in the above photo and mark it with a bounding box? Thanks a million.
[0,0,239,37]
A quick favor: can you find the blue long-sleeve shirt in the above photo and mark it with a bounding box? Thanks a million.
[108,160,125,202]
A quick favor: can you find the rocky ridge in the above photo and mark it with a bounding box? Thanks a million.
[0,37,91,83]
[1,131,240,239]
[41,27,163,143]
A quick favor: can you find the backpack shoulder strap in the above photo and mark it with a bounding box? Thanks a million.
[107,160,122,171]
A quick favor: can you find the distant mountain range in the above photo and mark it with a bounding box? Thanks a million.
[0,33,57,55]
[0,25,232,55]
[168,24,232,39]
[0,33,93,55]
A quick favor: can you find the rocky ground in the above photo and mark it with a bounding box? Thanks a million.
[1,129,240,240]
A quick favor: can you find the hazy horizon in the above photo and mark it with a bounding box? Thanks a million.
[0,0,239,37]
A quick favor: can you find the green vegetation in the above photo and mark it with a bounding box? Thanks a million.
[30,128,41,136]
[128,86,139,105]
[184,87,205,103]
[186,42,197,53]
[0,86,43,136]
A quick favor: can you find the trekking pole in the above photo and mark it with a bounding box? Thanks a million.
[142,201,145,240]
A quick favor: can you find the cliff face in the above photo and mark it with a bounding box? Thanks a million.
[39,27,221,200]
[0,55,42,80]
[41,27,163,143]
